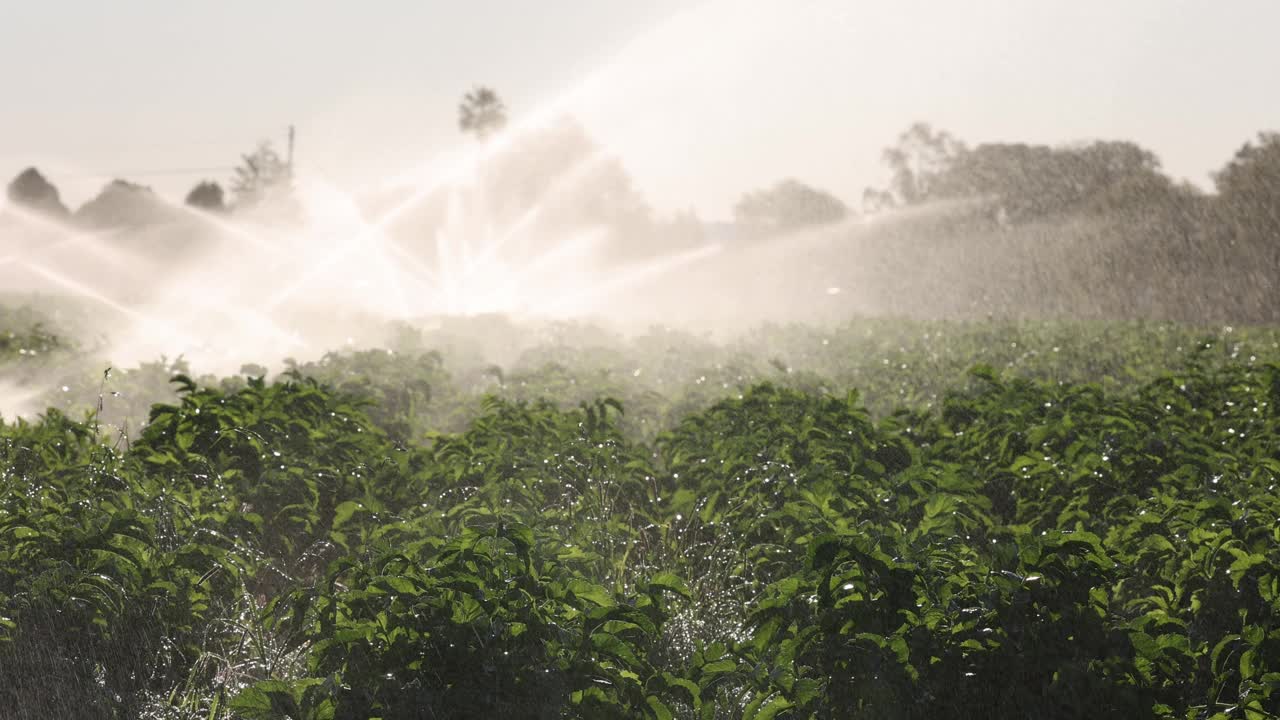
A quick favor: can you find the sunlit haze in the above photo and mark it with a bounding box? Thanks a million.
[4,0,1278,217]
[5,4,1280,717]
[3,0,1280,382]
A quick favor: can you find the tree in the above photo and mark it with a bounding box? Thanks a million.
[733,179,849,234]
[378,115,656,260]
[927,140,1178,222]
[652,208,707,252]
[74,179,177,229]
[184,181,226,212]
[229,142,292,210]
[872,134,1180,224]
[6,167,69,219]
[458,86,508,142]
[1067,141,1180,214]
[479,117,655,257]
[861,187,895,215]
[1213,131,1280,238]
[881,123,966,204]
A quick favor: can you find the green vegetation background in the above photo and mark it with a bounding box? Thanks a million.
[3,310,1280,719]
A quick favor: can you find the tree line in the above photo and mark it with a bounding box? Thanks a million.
[733,122,1280,240]
[4,87,1279,261]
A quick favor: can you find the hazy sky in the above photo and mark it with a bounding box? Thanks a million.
[3,0,1278,219]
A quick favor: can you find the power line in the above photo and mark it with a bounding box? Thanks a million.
[32,126,293,182]
[62,166,237,179]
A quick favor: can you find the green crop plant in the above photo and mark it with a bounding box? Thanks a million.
[3,317,1280,718]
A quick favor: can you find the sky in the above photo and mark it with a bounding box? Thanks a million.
[2,0,1278,220]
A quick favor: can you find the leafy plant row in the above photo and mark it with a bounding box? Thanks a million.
[2,343,1280,718]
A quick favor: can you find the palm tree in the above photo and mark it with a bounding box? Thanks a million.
[458,86,508,142]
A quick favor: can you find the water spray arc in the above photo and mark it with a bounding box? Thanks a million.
[0,0,743,374]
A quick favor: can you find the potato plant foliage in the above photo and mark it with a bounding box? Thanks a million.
[2,318,1280,719]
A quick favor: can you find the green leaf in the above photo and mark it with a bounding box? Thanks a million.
[332,500,363,529]
[699,658,737,677]
[1241,648,1258,680]
[744,693,794,720]
[230,680,301,720]
[1228,551,1266,588]
[793,678,822,707]
[646,695,674,720]
[661,672,701,708]
[567,579,614,607]
[648,572,691,599]
[1211,634,1241,673]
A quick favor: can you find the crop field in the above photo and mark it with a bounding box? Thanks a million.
[2,311,1280,719]
[5,0,1280,716]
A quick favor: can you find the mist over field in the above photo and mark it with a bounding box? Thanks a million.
[3,2,1280,718]
[3,0,1278,392]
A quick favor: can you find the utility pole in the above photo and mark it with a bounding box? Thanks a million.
[286,125,296,179]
